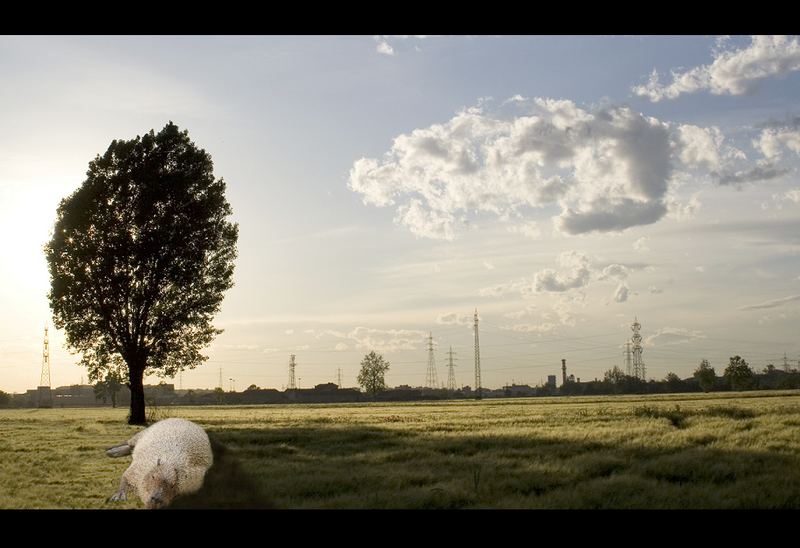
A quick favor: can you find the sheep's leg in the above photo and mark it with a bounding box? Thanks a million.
[108,468,134,503]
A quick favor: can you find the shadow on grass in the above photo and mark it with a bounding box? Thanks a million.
[164,423,800,509]
[166,435,275,509]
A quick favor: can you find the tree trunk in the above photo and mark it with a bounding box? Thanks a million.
[128,366,146,425]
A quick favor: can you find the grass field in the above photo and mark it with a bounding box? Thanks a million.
[1,390,800,509]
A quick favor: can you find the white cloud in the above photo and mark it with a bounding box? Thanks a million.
[633,237,649,253]
[295,345,310,351]
[349,98,719,239]
[613,284,629,303]
[334,342,349,351]
[786,189,800,203]
[262,348,279,354]
[666,192,702,221]
[695,266,705,273]
[376,40,394,56]
[346,327,427,352]
[633,35,800,102]
[483,261,495,270]
[738,294,800,310]
[644,327,706,347]
[284,329,294,335]
[600,264,630,281]
[436,312,472,326]
[533,251,591,292]
[649,286,663,294]
[754,127,800,161]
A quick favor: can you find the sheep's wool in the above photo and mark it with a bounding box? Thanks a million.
[130,418,213,497]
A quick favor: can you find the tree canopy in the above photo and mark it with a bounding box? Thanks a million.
[358,351,390,397]
[724,356,755,391]
[693,359,716,392]
[45,122,238,424]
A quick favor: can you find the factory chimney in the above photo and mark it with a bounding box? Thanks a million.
[562,359,567,386]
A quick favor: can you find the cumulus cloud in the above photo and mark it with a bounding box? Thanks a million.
[738,294,800,310]
[600,264,630,281]
[644,327,706,347]
[649,286,663,294]
[334,342,349,351]
[349,98,728,239]
[633,35,800,102]
[533,251,591,292]
[346,327,427,352]
[483,261,495,270]
[753,127,800,161]
[613,284,629,303]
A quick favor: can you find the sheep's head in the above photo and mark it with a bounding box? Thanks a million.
[141,458,179,509]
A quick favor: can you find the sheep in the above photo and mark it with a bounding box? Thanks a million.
[106,417,213,509]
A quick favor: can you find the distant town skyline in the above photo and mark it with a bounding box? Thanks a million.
[1,35,799,393]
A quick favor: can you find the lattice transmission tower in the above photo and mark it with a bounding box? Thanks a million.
[446,346,458,391]
[425,332,439,389]
[631,317,645,380]
[474,309,481,400]
[38,325,53,408]
[288,354,297,389]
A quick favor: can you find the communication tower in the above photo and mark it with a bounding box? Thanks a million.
[474,309,481,400]
[631,317,645,380]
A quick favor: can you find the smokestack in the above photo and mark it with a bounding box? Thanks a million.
[562,359,567,385]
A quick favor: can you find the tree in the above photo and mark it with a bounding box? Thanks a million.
[664,372,684,393]
[694,359,716,393]
[357,351,390,397]
[0,390,9,408]
[603,366,626,385]
[94,370,124,408]
[45,122,238,425]
[246,384,260,391]
[724,356,755,391]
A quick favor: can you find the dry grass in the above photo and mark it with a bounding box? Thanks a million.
[1,391,799,508]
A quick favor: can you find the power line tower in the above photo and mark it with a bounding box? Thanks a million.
[288,354,297,389]
[38,325,53,408]
[218,367,223,390]
[783,353,791,373]
[624,341,632,376]
[425,332,439,389]
[446,346,458,391]
[337,368,343,388]
[474,309,482,400]
[631,317,645,380]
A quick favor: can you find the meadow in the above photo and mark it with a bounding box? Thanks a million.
[1,390,799,509]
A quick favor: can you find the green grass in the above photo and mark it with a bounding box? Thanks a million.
[2,390,800,508]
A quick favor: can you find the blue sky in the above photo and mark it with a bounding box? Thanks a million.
[1,35,799,392]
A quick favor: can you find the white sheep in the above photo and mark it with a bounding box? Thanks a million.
[106,417,213,509]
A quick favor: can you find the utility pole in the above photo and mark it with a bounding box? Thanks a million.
[218,367,223,390]
[474,309,481,400]
[446,346,458,391]
[426,332,439,389]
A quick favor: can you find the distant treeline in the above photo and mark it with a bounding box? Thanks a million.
[1,357,798,408]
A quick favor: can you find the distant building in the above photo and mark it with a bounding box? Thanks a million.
[547,375,557,389]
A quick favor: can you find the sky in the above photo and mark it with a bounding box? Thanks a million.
[1,35,799,393]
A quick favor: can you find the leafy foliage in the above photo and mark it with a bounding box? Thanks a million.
[724,356,755,391]
[694,359,716,393]
[45,122,238,424]
[358,351,390,396]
